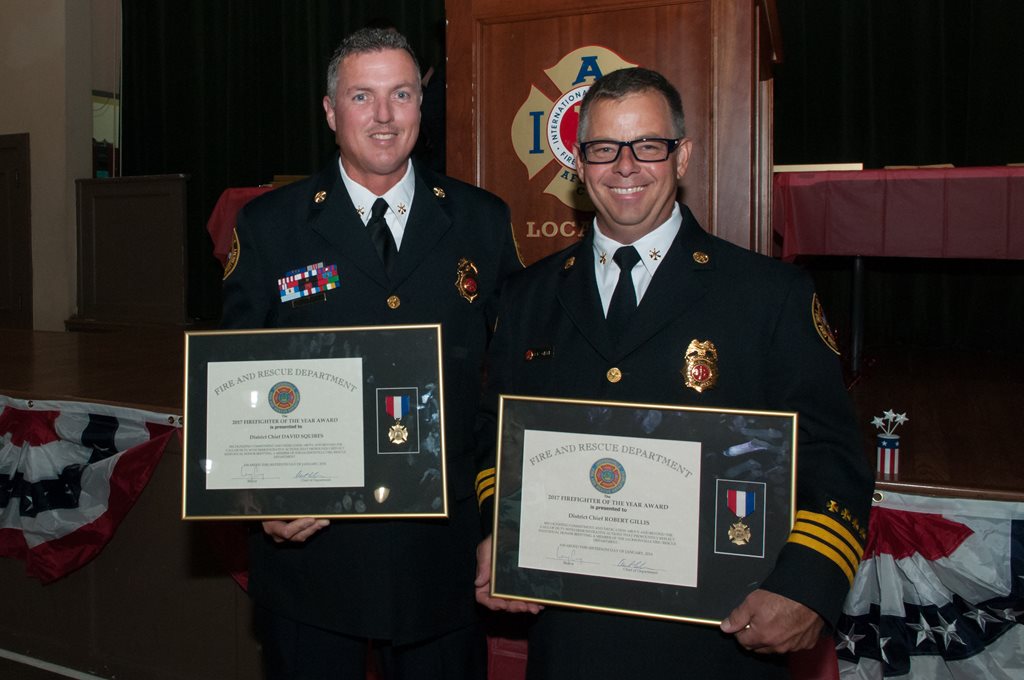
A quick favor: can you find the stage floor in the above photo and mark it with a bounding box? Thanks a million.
[0,328,183,414]
[1,329,1021,500]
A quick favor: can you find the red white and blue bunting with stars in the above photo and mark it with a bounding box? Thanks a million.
[0,395,180,583]
[837,491,1024,679]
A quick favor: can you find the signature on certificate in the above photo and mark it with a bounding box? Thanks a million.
[240,464,264,481]
[294,469,328,481]
[551,544,596,566]
[615,558,659,574]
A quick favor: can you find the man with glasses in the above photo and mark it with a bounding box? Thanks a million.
[474,67,871,678]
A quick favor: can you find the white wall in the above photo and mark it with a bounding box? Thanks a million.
[0,1,94,330]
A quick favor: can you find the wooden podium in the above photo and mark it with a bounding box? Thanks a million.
[446,0,779,264]
[443,4,825,678]
[68,174,192,331]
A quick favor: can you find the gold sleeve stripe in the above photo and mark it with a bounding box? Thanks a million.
[476,468,496,489]
[795,510,865,557]
[475,468,497,506]
[787,533,855,585]
[791,521,860,573]
[476,477,495,496]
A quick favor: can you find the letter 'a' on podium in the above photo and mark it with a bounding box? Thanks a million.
[181,325,446,520]
[490,395,797,625]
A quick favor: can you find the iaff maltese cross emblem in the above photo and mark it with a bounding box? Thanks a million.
[510,46,638,209]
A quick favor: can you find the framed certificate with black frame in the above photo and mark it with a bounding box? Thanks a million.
[490,395,797,625]
[182,324,446,520]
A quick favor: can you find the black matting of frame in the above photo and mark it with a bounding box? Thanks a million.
[492,396,796,624]
[182,325,444,519]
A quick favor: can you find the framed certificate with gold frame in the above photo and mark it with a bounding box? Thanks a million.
[490,395,797,625]
[182,324,446,520]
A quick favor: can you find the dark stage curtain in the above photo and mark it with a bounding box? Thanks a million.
[772,0,1024,353]
[774,0,1024,168]
[121,0,1021,348]
[122,0,444,321]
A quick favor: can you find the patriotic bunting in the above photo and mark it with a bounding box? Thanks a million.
[838,492,1024,678]
[0,395,180,583]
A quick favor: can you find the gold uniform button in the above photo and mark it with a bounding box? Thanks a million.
[606,367,622,383]
[386,295,401,309]
[692,251,710,264]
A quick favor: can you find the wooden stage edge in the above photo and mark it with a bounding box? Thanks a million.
[2,330,1022,502]
[0,329,185,415]
[875,481,1024,504]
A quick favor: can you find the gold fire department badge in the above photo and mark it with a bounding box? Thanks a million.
[455,258,480,303]
[682,339,719,393]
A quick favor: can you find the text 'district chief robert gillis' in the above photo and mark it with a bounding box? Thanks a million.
[517,430,701,587]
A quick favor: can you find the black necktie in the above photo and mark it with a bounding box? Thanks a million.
[606,246,641,342]
[367,197,397,273]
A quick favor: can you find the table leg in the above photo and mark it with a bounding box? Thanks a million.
[851,255,865,375]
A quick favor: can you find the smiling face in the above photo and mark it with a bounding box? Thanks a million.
[575,91,692,244]
[323,48,422,195]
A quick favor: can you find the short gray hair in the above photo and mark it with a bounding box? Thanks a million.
[577,67,686,142]
[325,28,421,104]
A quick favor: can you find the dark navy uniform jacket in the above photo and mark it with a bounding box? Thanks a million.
[221,156,522,644]
[476,205,873,678]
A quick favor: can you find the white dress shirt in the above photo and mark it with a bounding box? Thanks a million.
[592,203,682,316]
[339,158,416,250]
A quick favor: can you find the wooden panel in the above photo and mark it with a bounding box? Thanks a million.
[73,175,189,328]
[0,329,263,679]
[849,348,1024,502]
[0,438,263,680]
[447,0,773,263]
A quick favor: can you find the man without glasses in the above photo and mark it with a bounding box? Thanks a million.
[222,27,521,680]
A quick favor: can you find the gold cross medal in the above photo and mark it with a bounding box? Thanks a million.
[726,488,756,546]
[384,394,410,444]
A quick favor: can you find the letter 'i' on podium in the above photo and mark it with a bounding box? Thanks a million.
[876,435,899,477]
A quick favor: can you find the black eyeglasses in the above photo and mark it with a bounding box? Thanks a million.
[578,138,681,164]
